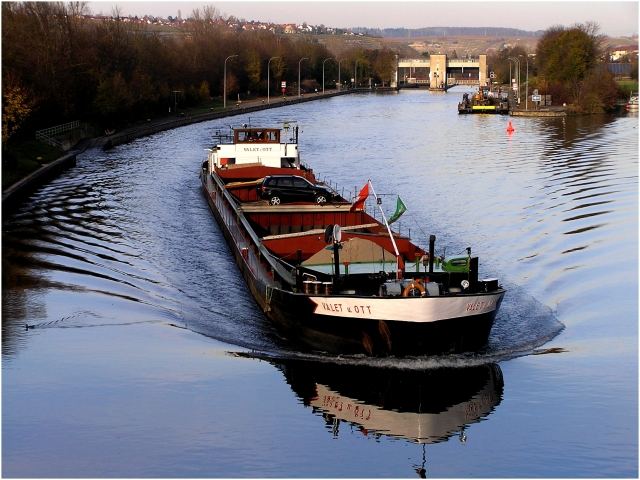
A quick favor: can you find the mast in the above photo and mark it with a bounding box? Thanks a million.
[368,180,403,279]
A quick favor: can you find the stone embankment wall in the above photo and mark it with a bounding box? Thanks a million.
[2,152,77,210]
[104,90,354,149]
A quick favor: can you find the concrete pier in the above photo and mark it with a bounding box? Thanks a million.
[511,107,567,117]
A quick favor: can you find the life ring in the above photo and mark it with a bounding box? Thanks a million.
[402,279,425,297]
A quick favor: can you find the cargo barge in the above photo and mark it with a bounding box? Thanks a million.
[200,123,505,356]
[458,87,510,114]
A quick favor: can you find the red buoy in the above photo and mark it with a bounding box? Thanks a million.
[507,120,515,133]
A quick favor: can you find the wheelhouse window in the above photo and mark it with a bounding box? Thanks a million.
[235,128,280,143]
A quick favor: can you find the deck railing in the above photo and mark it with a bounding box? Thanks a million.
[448,78,480,86]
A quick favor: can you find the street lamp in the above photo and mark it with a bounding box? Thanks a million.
[267,56,280,104]
[507,57,514,99]
[521,54,529,110]
[507,57,513,92]
[508,56,520,104]
[322,58,335,94]
[515,57,521,104]
[224,54,238,109]
[298,57,308,97]
[171,90,182,115]
[354,59,359,89]
[337,59,342,90]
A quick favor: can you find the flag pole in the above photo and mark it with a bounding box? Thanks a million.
[368,180,403,279]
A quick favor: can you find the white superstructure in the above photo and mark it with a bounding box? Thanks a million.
[207,125,300,174]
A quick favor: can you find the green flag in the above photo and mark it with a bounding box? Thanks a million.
[388,196,407,224]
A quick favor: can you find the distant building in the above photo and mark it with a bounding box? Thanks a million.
[80,13,352,38]
[409,41,428,53]
[610,45,639,61]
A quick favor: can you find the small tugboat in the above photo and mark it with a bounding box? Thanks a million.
[458,86,510,114]
[200,122,505,356]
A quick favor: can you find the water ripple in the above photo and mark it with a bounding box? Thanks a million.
[2,92,637,359]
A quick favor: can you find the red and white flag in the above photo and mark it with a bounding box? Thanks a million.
[350,181,370,212]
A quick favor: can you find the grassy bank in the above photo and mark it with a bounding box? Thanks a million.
[2,140,63,189]
[616,79,638,98]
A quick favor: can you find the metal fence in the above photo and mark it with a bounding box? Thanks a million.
[35,120,80,148]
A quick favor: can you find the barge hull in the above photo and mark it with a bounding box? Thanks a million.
[265,288,502,355]
[201,119,506,357]
[202,170,503,356]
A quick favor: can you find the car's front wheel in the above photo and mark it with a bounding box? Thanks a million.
[269,196,281,205]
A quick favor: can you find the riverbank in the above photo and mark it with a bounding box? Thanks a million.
[1,151,78,211]
[2,88,359,211]
[102,88,356,150]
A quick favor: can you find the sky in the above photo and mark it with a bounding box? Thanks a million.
[86,0,639,37]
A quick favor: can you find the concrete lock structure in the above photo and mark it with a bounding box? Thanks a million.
[393,54,488,90]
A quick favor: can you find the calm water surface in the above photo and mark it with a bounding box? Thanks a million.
[3,90,638,477]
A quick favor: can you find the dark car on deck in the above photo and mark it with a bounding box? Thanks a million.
[257,175,337,205]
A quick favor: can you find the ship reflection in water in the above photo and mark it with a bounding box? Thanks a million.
[274,360,503,474]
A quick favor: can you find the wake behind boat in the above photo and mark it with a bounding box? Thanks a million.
[200,122,505,356]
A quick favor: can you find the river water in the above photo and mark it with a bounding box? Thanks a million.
[3,90,637,477]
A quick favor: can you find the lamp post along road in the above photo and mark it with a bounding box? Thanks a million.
[354,59,359,89]
[298,57,308,97]
[517,58,521,104]
[223,54,238,109]
[267,56,279,104]
[171,90,181,115]
[337,59,342,90]
[523,55,529,110]
[508,58,514,104]
[508,56,520,104]
[322,58,334,94]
